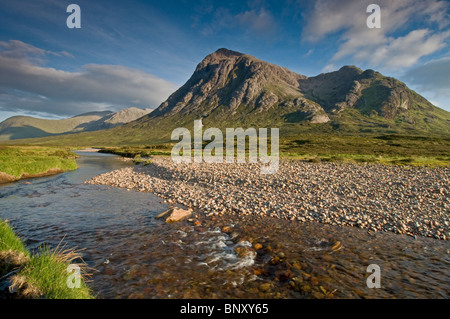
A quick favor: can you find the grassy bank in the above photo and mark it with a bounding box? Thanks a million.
[5,133,448,167]
[0,219,93,299]
[97,133,450,167]
[0,145,78,183]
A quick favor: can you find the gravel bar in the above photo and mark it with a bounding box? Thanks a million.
[86,157,450,240]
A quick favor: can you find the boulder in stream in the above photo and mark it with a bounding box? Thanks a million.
[156,207,193,223]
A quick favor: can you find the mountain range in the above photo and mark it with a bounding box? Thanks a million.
[144,49,449,133]
[2,48,449,145]
[0,107,152,141]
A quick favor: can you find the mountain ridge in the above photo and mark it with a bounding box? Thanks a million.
[2,48,449,145]
[134,48,449,137]
[0,107,152,141]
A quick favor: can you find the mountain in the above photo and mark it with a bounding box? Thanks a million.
[4,48,449,145]
[0,107,152,141]
[123,48,449,139]
[151,48,328,125]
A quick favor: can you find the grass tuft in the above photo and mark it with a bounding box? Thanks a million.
[12,244,94,299]
[0,220,94,299]
[0,220,29,255]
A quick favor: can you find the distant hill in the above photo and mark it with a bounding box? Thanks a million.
[0,107,152,141]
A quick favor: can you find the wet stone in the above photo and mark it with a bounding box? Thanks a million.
[259,283,272,292]
[254,243,263,250]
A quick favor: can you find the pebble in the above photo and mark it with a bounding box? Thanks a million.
[259,283,271,292]
[254,243,263,250]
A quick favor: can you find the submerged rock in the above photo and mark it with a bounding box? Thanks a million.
[156,207,193,223]
[330,241,342,252]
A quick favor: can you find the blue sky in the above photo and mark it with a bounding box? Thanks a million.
[0,0,449,122]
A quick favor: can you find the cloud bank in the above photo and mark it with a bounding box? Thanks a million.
[0,40,177,118]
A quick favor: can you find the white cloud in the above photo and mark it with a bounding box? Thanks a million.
[302,0,450,70]
[0,40,177,117]
[369,29,450,68]
[322,64,337,73]
[303,49,314,57]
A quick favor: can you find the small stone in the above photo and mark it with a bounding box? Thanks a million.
[309,276,319,286]
[292,262,302,270]
[165,207,192,223]
[330,241,342,252]
[301,284,311,293]
[222,226,233,234]
[253,269,263,276]
[234,246,254,258]
[254,243,263,250]
[259,283,271,292]
[269,256,281,265]
[312,291,324,299]
[277,251,286,259]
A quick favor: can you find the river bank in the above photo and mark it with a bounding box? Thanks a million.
[86,157,449,240]
[0,146,78,184]
[0,169,65,184]
[0,219,93,299]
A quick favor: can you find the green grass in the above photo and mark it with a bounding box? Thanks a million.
[15,245,93,299]
[3,117,448,167]
[0,145,78,180]
[279,134,450,158]
[0,220,30,256]
[0,219,94,299]
[282,153,449,167]
[97,133,450,167]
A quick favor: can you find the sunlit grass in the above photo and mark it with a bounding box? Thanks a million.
[97,136,450,167]
[13,244,94,299]
[281,153,450,167]
[0,220,29,255]
[0,219,94,299]
[0,145,78,179]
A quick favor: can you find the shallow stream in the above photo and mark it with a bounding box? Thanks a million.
[0,152,448,298]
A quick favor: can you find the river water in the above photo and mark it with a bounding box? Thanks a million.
[0,152,448,298]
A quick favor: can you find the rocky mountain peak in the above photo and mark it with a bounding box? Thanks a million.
[155,48,307,117]
[196,48,243,71]
[144,48,448,134]
[208,48,244,60]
